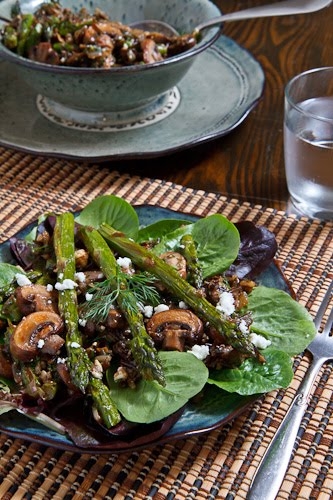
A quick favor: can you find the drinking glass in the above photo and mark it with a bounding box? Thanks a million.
[284,67,333,219]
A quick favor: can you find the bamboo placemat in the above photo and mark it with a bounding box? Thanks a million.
[0,147,332,500]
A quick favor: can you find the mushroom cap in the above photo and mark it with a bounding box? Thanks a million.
[159,251,187,279]
[146,309,203,351]
[15,284,59,315]
[10,311,65,362]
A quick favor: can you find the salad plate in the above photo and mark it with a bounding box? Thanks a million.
[0,205,293,453]
[0,35,264,161]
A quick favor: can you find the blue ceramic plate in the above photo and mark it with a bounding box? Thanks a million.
[0,35,264,161]
[0,206,288,453]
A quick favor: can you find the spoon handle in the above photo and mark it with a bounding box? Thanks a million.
[194,0,332,32]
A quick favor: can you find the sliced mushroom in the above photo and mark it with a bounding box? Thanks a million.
[159,252,187,279]
[146,309,203,351]
[15,284,58,315]
[10,311,64,362]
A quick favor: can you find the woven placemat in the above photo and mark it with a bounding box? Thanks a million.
[0,148,332,500]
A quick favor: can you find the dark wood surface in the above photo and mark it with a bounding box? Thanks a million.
[105,0,333,211]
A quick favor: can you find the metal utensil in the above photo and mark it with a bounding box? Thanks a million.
[1,0,331,34]
[130,0,332,37]
[247,281,333,500]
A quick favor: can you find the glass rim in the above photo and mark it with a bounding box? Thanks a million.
[285,66,333,125]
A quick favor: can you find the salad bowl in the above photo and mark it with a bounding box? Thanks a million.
[0,0,220,126]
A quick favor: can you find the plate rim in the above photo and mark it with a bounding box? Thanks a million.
[0,35,265,162]
[0,204,287,454]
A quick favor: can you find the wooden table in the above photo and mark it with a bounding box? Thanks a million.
[104,0,333,211]
[0,3,332,499]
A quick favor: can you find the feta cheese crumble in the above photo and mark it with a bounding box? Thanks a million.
[46,284,54,292]
[78,318,87,327]
[239,319,249,334]
[69,341,81,348]
[55,279,78,291]
[37,339,45,349]
[74,272,86,283]
[117,256,132,269]
[143,305,154,318]
[216,291,235,316]
[15,273,32,286]
[179,301,188,309]
[249,332,271,349]
[85,292,93,301]
[154,304,170,313]
[188,344,210,361]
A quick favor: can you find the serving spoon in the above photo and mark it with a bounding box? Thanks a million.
[130,0,332,37]
[0,0,331,34]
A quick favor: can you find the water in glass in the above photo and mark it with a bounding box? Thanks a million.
[284,96,333,219]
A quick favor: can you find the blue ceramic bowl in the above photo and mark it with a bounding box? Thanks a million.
[0,0,221,119]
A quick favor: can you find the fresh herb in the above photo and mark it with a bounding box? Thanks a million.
[81,270,160,323]
[126,272,160,307]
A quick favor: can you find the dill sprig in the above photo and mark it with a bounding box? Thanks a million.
[80,270,160,323]
[126,272,161,306]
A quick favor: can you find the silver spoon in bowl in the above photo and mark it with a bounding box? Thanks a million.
[1,0,331,32]
[130,0,332,37]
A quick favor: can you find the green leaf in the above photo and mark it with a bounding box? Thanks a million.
[248,286,317,356]
[75,195,139,239]
[208,349,293,395]
[0,263,22,288]
[107,351,208,423]
[151,214,240,279]
[192,215,240,278]
[137,219,191,243]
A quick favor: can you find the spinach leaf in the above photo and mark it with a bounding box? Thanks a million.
[137,219,191,243]
[75,195,139,239]
[0,263,22,289]
[151,214,240,279]
[249,286,316,356]
[192,215,240,278]
[207,349,293,395]
[107,351,208,424]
